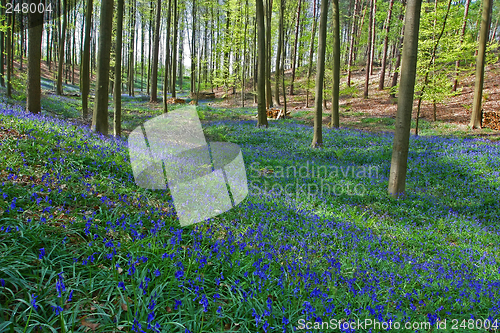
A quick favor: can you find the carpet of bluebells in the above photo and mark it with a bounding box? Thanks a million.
[1,102,500,333]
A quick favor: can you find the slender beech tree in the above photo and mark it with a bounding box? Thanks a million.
[191,0,196,94]
[388,0,421,198]
[27,0,44,114]
[171,0,178,98]
[128,0,136,96]
[274,0,285,106]
[390,15,405,99]
[289,0,302,95]
[369,0,376,75]
[265,0,273,108]
[150,0,161,103]
[331,0,340,128]
[6,6,11,97]
[162,0,172,112]
[452,0,471,92]
[470,0,492,129]
[364,0,373,99]
[378,0,395,90]
[347,0,359,87]
[114,0,124,137]
[81,0,93,118]
[91,0,114,135]
[312,0,329,147]
[56,0,67,95]
[256,0,268,127]
[306,0,318,108]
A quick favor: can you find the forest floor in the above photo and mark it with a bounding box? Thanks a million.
[2,60,500,332]
[2,59,500,140]
[213,61,500,139]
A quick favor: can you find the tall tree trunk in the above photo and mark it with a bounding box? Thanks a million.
[452,0,471,92]
[390,14,405,99]
[27,1,44,114]
[490,17,498,43]
[191,0,196,94]
[179,20,184,91]
[347,0,359,87]
[289,0,302,95]
[274,0,285,106]
[253,17,258,103]
[363,0,373,99]
[306,0,318,108]
[141,15,145,92]
[242,0,249,107]
[312,0,329,148]
[171,0,178,98]
[147,1,153,95]
[265,0,273,108]
[378,0,395,90]
[57,0,67,95]
[20,15,24,70]
[114,0,124,137]
[470,0,492,129]
[91,0,114,135]
[81,0,93,119]
[162,0,172,112]
[149,0,161,102]
[331,0,340,128]
[388,0,421,198]
[128,0,136,96]
[6,7,11,97]
[369,0,376,75]
[256,0,268,127]
[47,18,52,71]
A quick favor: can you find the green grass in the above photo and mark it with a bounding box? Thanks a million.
[1,96,500,332]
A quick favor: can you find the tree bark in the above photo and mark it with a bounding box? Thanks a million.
[470,0,492,129]
[388,0,421,198]
[191,0,196,94]
[27,1,44,114]
[378,0,395,90]
[452,0,471,92]
[347,0,359,87]
[81,0,93,119]
[306,0,318,108]
[312,0,329,147]
[150,0,161,102]
[171,0,178,98]
[114,0,124,137]
[390,14,405,99]
[256,0,268,127]
[369,0,376,75]
[57,0,67,95]
[331,0,340,128]
[265,0,273,108]
[6,6,11,97]
[274,0,285,106]
[162,0,172,111]
[91,0,114,135]
[363,0,373,99]
[128,0,136,96]
[289,0,302,95]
